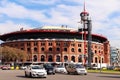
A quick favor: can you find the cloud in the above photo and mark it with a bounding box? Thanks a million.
[15,0,58,5]
[0,1,47,22]
[0,0,120,48]
[0,21,31,34]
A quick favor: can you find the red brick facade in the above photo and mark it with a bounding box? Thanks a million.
[2,39,110,64]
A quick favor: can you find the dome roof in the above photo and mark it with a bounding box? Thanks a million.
[35,26,77,31]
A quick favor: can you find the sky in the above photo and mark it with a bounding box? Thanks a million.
[0,0,120,48]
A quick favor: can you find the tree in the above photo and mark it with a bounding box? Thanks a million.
[1,46,27,63]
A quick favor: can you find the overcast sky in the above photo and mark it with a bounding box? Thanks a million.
[0,0,120,48]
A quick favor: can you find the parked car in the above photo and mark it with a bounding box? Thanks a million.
[66,63,87,75]
[43,63,55,75]
[55,65,67,73]
[1,65,11,70]
[20,66,27,70]
[114,66,120,71]
[107,66,115,70]
[24,65,47,78]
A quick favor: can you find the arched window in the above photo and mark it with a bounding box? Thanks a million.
[41,55,45,61]
[56,55,60,62]
[102,58,104,63]
[48,55,53,62]
[49,47,52,51]
[33,55,37,62]
[71,48,74,52]
[64,48,67,52]
[41,47,44,51]
[56,48,60,51]
[34,47,37,52]
[64,56,68,62]
[71,56,75,62]
[95,57,97,63]
[78,48,81,52]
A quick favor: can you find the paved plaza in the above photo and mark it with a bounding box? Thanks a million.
[0,70,120,80]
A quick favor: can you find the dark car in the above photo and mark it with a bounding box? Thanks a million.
[107,66,115,70]
[43,63,55,75]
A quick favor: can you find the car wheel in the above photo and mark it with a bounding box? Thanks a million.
[25,72,27,77]
[67,71,70,74]
[30,73,33,78]
[84,73,87,75]
[74,71,78,75]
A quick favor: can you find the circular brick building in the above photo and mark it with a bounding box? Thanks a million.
[0,26,110,64]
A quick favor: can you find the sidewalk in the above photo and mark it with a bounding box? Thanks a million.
[87,70,120,75]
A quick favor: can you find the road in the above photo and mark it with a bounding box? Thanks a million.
[0,70,120,80]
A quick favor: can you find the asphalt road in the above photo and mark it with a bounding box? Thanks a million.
[0,70,120,80]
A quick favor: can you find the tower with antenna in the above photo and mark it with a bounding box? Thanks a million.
[79,0,92,68]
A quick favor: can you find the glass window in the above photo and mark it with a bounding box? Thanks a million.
[56,47,60,51]
[78,44,81,47]
[56,55,60,62]
[41,47,44,51]
[64,43,68,47]
[64,56,68,62]
[71,48,74,52]
[34,42,38,46]
[27,42,31,46]
[56,42,60,46]
[41,55,45,61]
[34,47,37,52]
[71,56,75,62]
[78,48,81,52]
[71,43,75,46]
[41,42,45,46]
[95,57,97,63]
[27,48,30,52]
[64,48,67,52]
[49,47,52,51]
[48,42,52,46]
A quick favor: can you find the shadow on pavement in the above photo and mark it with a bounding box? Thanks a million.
[98,75,120,78]
[16,75,46,79]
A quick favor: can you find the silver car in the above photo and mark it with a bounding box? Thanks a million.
[66,63,87,75]
[24,65,47,78]
[55,65,67,73]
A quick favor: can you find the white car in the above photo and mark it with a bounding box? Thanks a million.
[24,65,47,78]
[20,66,27,70]
[55,65,67,73]
[66,63,87,75]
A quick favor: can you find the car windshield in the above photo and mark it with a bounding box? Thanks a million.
[31,65,43,69]
[44,64,53,68]
[75,64,84,68]
[56,65,64,68]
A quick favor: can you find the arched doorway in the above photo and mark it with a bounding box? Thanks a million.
[41,55,45,62]
[64,56,68,62]
[71,56,75,62]
[33,55,37,62]
[95,57,98,63]
[48,55,53,62]
[56,55,60,62]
